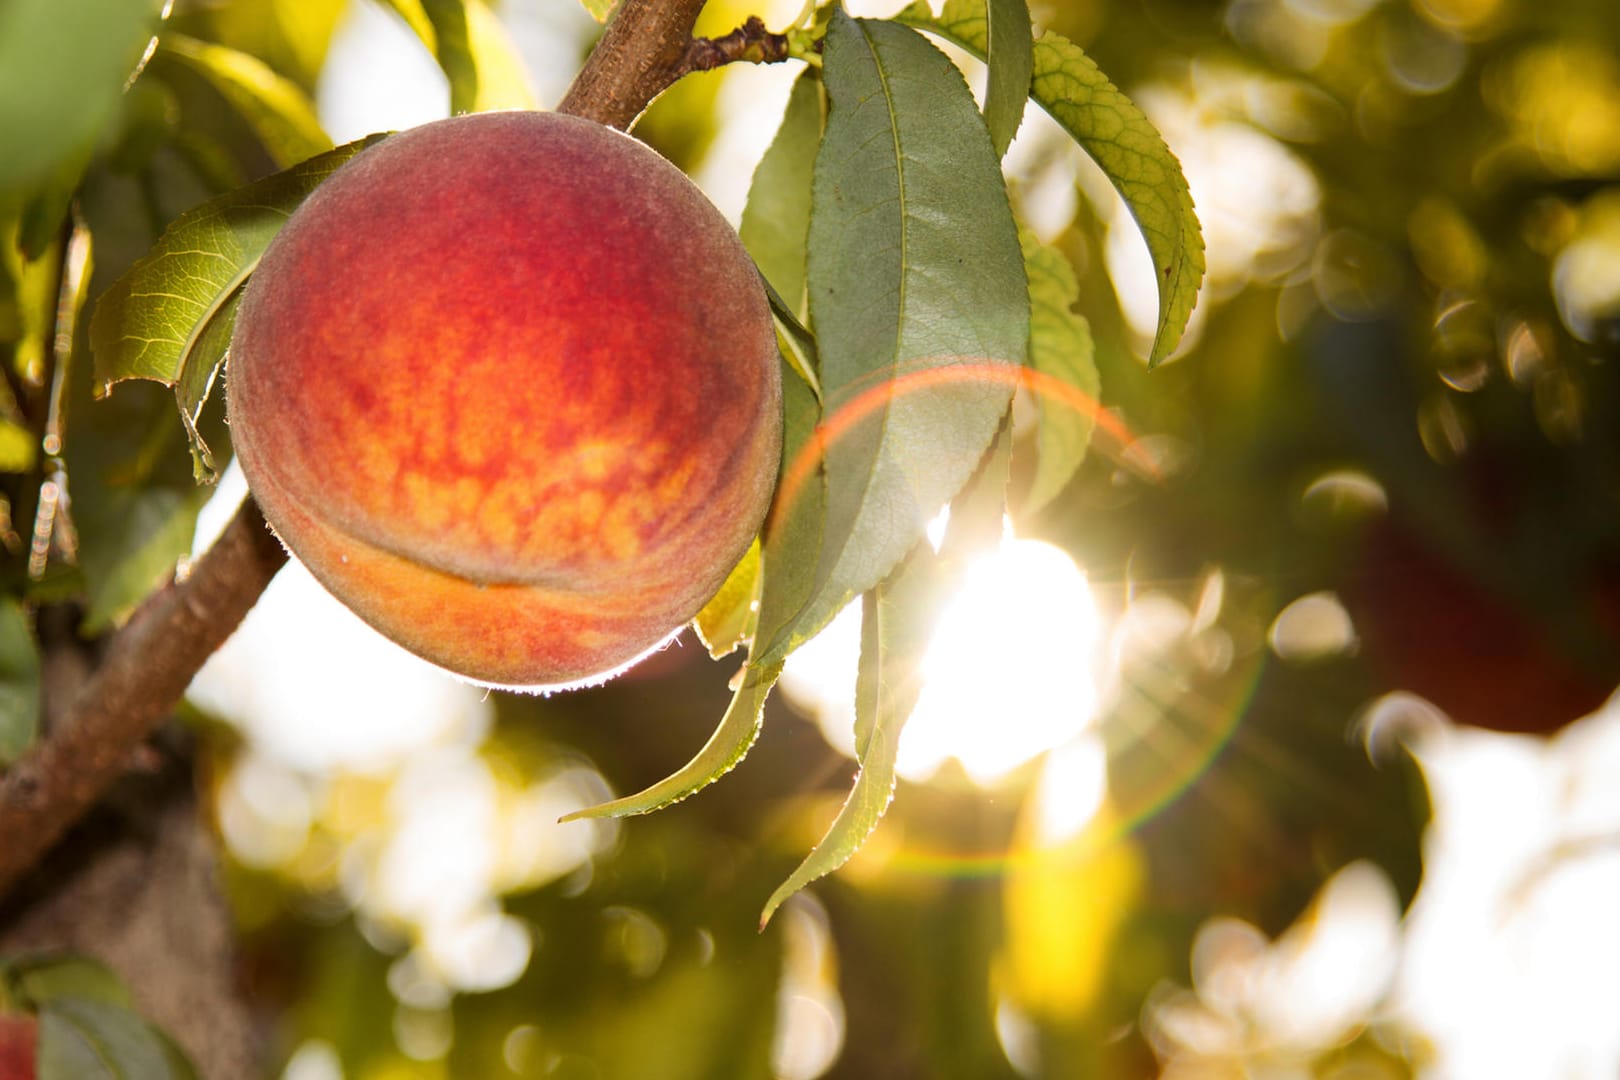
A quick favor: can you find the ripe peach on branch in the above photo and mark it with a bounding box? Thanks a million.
[227,111,782,690]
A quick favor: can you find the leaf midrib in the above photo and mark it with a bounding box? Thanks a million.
[824,17,909,589]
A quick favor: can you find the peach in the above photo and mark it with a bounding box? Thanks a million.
[0,1014,35,1079]
[227,111,781,690]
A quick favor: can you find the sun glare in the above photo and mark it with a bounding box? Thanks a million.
[780,526,1107,786]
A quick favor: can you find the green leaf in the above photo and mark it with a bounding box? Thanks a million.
[88,134,385,479]
[1020,230,1100,512]
[13,958,131,1010]
[0,598,41,766]
[764,280,822,401]
[693,539,760,660]
[756,11,1027,665]
[897,0,1204,366]
[65,381,218,634]
[564,353,824,820]
[740,69,822,323]
[742,70,825,399]
[377,0,536,114]
[3,219,61,386]
[984,0,1034,157]
[561,662,783,821]
[0,0,167,202]
[37,998,188,1080]
[760,542,943,927]
[156,34,332,169]
[577,0,619,23]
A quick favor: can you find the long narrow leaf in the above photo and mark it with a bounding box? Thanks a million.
[560,662,782,821]
[760,543,942,927]
[757,10,1027,666]
[898,0,1204,366]
[984,0,1033,157]
[1021,230,1100,512]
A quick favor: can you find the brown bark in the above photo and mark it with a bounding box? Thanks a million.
[0,498,286,898]
[558,0,711,130]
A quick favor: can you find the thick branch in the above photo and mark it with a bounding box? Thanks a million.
[557,0,708,129]
[0,499,287,897]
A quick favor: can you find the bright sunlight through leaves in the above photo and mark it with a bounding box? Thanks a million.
[781,524,1105,786]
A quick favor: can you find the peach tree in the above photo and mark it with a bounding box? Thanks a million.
[0,0,1204,1073]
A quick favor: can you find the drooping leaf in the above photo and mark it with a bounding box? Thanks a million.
[88,134,386,479]
[36,998,190,1080]
[0,0,167,202]
[756,11,1027,666]
[760,541,944,927]
[172,289,239,483]
[563,357,823,819]
[561,662,782,822]
[376,0,536,113]
[0,598,41,765]
[156,34,332,169]
[694,539,761,660]
[897,0,1204,366]
[984,0,1034,157]
[1020,230,1100,512]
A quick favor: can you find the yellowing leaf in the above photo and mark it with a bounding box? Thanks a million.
[1020,230,1100,512]
[693,539,760,659]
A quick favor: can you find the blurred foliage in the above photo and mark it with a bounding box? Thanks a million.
[6,0,1620,1076]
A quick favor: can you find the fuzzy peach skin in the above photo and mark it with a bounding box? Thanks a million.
[227,111,782,690]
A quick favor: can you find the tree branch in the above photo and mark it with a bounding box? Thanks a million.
[559,3,789,130]
[0,498,287,897]
[559,0,709,130]
[674,17,790,80]
[0,0,751,900]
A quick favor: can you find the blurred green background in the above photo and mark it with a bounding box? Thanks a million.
[8,0,1620,1076]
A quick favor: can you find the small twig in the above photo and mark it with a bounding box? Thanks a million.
[559,7,791,131]
[676,17,791,78]
[558,0,708,130]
